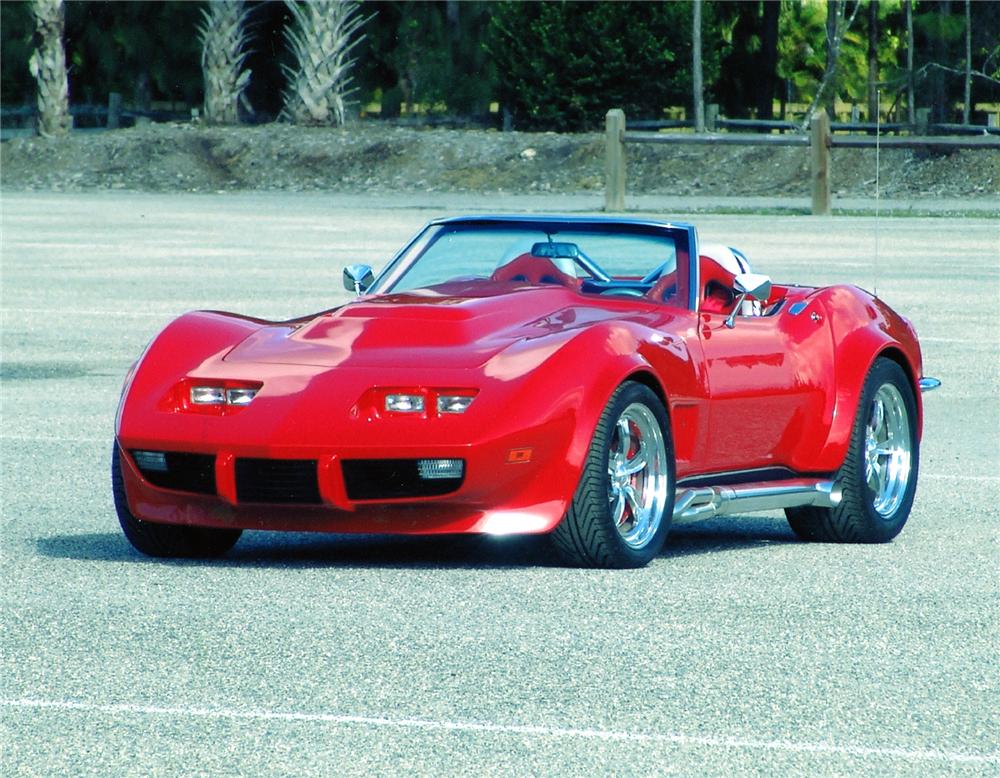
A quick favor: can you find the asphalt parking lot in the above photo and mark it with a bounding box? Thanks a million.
[2,192,998,776]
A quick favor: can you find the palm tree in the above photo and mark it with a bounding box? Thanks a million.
[28,0,71,136]
[281,0,371,126]
[198,0,254,125]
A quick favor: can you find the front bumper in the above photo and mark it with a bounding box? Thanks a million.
[115,435,574,537]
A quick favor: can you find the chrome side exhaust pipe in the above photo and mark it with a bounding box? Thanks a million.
[673,478,841,522]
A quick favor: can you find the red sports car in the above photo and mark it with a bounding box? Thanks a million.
[113,216,939,568]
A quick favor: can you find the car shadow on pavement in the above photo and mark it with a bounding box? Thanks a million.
[665,515,799,558]
[34,531,554,569]
[35,516,798,569]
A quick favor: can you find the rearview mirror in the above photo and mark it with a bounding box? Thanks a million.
[531,242,580,260]
[725,273,772,328]
[343,264,375,296]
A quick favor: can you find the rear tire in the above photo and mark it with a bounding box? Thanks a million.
[112,445,241,558]
[552,382,675,568]
[786,358,918,543]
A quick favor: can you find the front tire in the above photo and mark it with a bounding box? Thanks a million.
[786,358,918,543]
[552,382,675,568]
[112,445,242,558]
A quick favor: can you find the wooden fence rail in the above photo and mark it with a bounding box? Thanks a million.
[605,108,1000,215]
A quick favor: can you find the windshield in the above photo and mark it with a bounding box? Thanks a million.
[380,223,678,296]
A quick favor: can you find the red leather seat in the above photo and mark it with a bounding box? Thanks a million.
[490,253,578,288]
[699,254,738,314]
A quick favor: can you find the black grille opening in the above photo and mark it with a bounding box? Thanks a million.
[131,451,216,496]
[342,459,464,501]
[235,458,321,504]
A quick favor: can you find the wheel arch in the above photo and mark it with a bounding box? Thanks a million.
[876,345,918,398]
[623,368,670,418]
[813,291,924,471]
[539,322,691,483]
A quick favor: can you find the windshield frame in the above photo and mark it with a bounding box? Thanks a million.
[367,216,699,311]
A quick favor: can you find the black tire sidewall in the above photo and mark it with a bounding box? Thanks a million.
[112,444,241,557]
[846,359,919,541]
[594,382,676,566]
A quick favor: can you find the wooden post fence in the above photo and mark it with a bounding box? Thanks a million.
[603,108,997,215]
[810,112,831,216]
[605,109,626,212]
[107,92,122,130]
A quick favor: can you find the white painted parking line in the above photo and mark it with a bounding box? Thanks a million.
[920,336,999,345]
[1,307,176,318]
[2,698,995,766]
[921,473,1000,482]
[0,435,107,444]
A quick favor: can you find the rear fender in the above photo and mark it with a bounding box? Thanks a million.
[814,288,923,471]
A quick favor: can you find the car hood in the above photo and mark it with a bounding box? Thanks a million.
[223,286,622,370]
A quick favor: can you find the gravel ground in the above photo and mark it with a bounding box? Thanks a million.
[1,192,998,776]
[2,122,998,199]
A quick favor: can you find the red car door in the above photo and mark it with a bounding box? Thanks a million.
[697,301,835,475]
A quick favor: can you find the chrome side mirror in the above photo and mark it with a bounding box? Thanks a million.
[725,272,772,329]
[343,264,375,296]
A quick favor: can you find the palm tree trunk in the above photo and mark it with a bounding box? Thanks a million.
[28,0,71,137]
[281,0,371,126]
[199,0,254,125]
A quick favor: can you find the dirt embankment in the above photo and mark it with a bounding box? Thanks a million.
[2,122,997,199]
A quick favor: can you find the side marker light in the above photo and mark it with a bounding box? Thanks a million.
[506,448,533,464]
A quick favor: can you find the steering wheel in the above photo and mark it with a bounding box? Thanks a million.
[600,287,646,298]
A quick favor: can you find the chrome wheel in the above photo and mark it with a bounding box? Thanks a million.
[864,383,912,518]
[607,403,670,549]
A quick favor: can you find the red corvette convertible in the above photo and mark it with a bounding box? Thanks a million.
[113,216,939,568]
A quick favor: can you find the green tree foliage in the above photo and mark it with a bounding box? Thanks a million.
[713,1,782,119]
[3,1,202,112]
[778,0,905,118]
[1,2,35,106]
[357,1,495,117]
[488,1,718,131]
[914,0,999,122]
[63,1,202,109]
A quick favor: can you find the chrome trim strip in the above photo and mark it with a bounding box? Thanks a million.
[677,466,797,488]
[918,377,941,393]
[672,478,841,522]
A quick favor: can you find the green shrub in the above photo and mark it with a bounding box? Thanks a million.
[489,1,714,131]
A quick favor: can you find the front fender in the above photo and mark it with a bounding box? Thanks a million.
[491,319,702,487]
[116,310,267,437]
